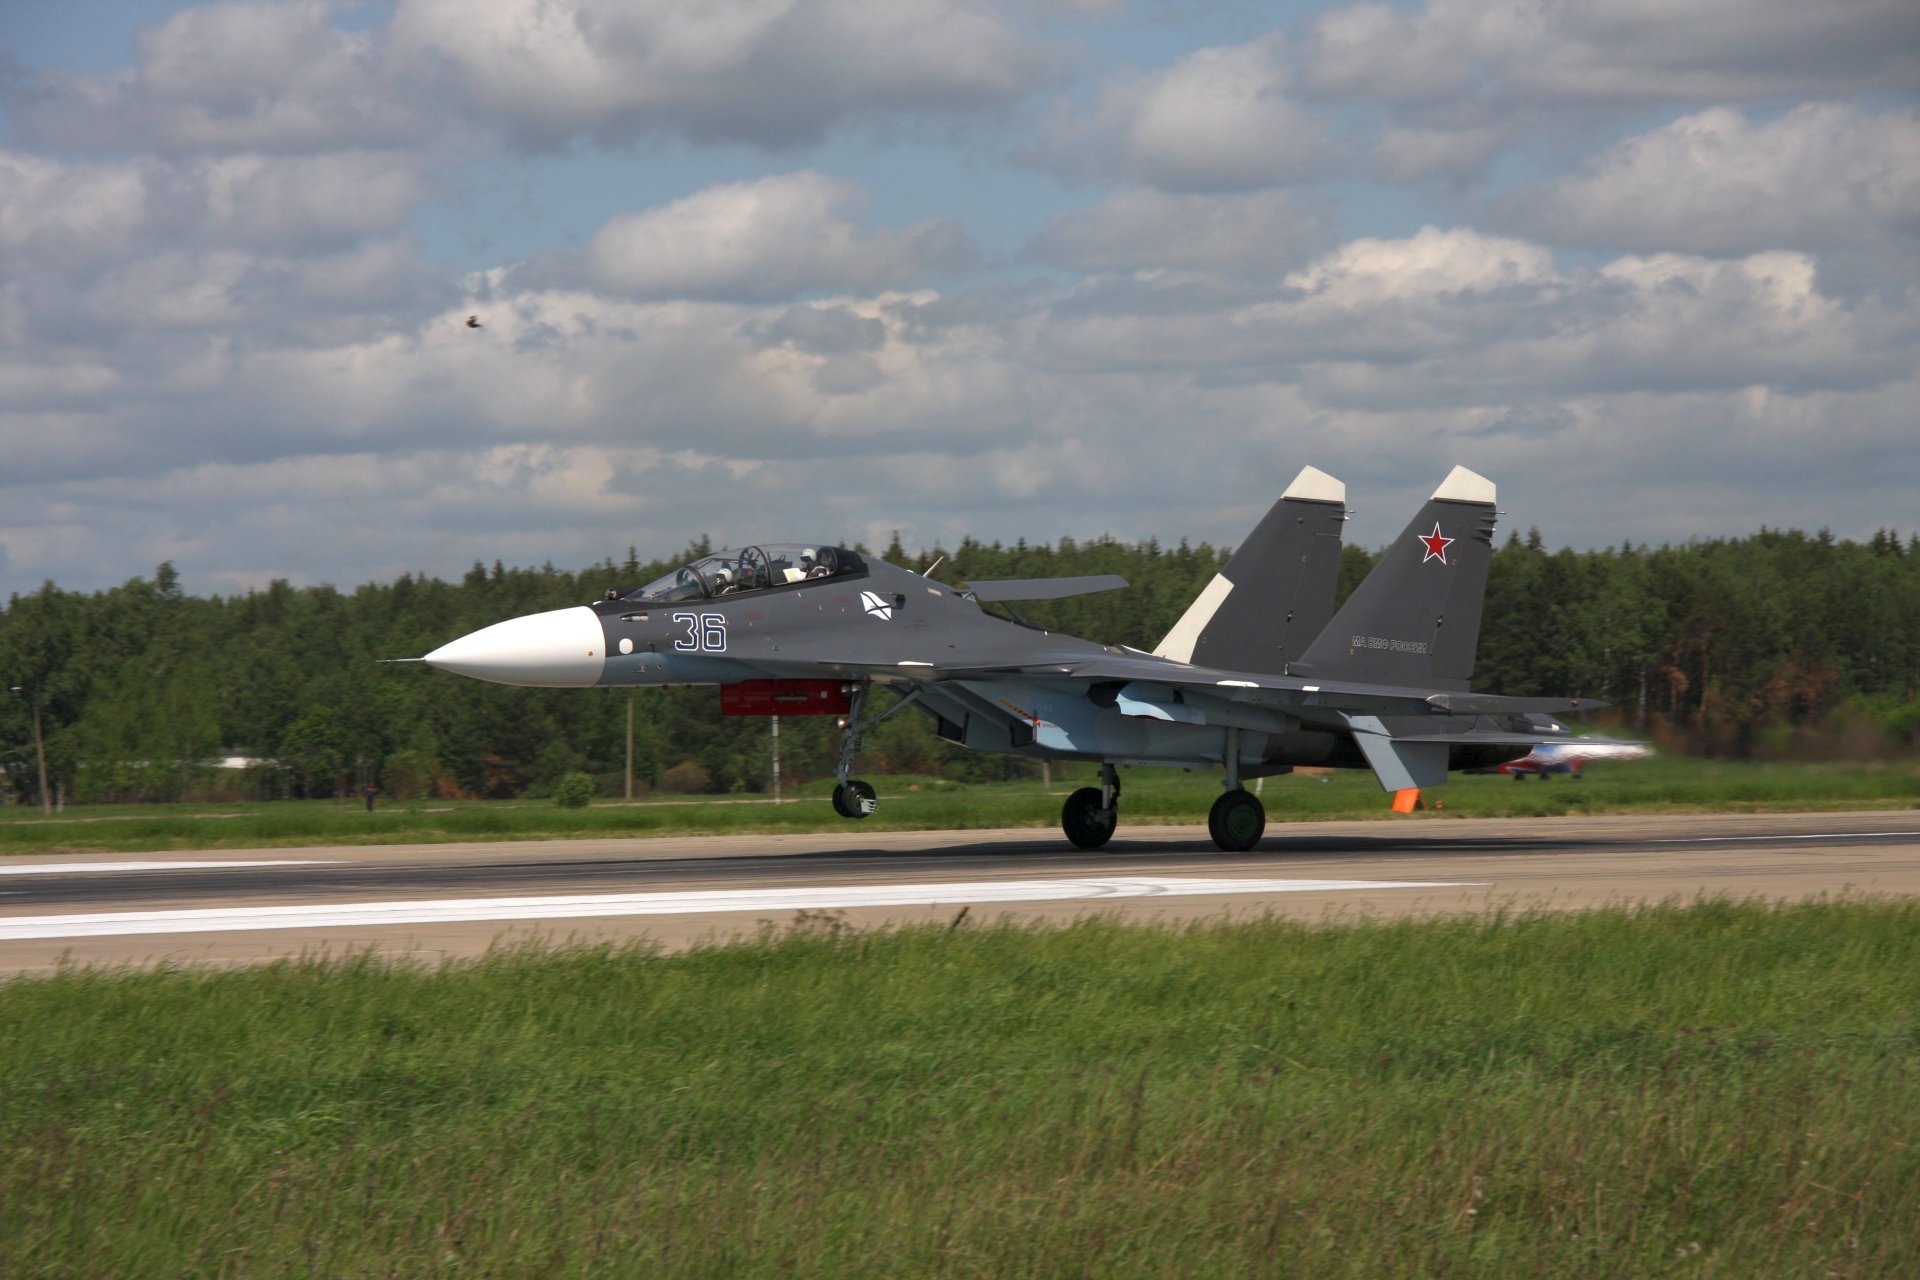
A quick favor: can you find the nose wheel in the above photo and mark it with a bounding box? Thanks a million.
[832,779,877,818]
[827,683,924,821]
[1208,789,1265,852]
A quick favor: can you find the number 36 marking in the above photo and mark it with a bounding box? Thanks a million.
[672,612,728,653]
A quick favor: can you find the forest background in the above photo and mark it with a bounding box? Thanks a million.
[4,525,1919,807]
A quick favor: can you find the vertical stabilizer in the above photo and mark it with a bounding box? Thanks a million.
[1152,466,1346,673]
[1291,466,1497,691]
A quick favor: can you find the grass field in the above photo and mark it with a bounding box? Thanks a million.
[3,756,1918,856]
[3,899,1917,1277]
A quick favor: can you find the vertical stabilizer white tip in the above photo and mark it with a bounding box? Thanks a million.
[1431,465,1495,505]
[1282,465,1345,505]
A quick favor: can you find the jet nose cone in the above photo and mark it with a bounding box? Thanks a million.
[423,606,607,687]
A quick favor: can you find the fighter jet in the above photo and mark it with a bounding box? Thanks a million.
[1489,739,1653,779]
[421,466,1603,851]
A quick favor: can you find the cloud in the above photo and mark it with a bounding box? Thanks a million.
[1029,189,1331,275]
[1298,0,1920,106]
[0,151,152,272]
[15,0,432,154]
[14,0,1059,157]
[1034,35,1330,190]
[1282,226,1560,303]
[0,148,431,279]
[1291,0,1920,183]
[1506,104,1920,256]
[193,152,431,251]
[587,173,974,300]
[1027,229,1914,407]
[388,0,1059,148]
[2,0,1915,601]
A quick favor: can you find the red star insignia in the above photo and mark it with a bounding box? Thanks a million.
[1419,523,1453,564]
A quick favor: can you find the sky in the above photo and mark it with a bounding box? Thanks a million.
[3,0,1917,600]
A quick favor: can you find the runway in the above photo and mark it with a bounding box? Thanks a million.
[3,810,1918,975]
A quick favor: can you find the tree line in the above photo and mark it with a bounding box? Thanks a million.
[4,526,1918,806]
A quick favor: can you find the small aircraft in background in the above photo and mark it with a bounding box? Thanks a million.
[1489,739,1653,779]
[420,465,1607,851]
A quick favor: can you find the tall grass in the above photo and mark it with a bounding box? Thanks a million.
[3,898,1917,1276]
[2,758,1918,856]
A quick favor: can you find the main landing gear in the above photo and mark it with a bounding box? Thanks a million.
[1057,752,1267,853]
[1206,727,1265,852]
[1062,763,1121,849]
[1207,789,1265,852]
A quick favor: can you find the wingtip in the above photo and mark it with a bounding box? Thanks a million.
[1431,465,1495,505]
[1282,464,1346,505]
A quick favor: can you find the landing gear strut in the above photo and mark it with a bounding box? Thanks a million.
[1208,727,1266,852]
[1062,763,1120,849]
[829,684,922,820]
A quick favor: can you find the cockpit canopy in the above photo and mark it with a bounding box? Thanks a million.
[626,545,864,603]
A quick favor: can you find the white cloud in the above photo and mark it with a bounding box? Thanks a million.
[1371,123,1510,184]
[1283,226,1560,302]
[587,173,973,300]
[388,0,1058,147]
[1292,0,1920,183]
[1036,35,1329,190]
[1030,189,1330,275]
[1027,229,1913,409]
[195,153,429,250]
[18,0,430,154]
[0,152,152,272]
[1298,0,1920,106]
[2,0,1915,599]
[0,149,431,285]
[1510,104,1920,255]
[16,0,1057,157]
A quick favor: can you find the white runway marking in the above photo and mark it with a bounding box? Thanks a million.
[0,860,340,877]
[1646,831,1920,844]
[0,876,1474,941]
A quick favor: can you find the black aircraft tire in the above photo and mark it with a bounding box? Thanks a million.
[1208,789,1266,852]
[833,780,877,819]
[1062,786,1118,850]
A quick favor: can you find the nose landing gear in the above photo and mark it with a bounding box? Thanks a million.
[828,683,923,820]
[832,778,878,818]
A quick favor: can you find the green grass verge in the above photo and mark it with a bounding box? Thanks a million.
[3,756,1919,855]
[4,899,1917,1277]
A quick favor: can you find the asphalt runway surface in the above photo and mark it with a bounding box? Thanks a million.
[4,810,1919,975]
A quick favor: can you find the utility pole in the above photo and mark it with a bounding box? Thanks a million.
[625,694,635,800]
[9,686,51,817]
[771,715,782,804]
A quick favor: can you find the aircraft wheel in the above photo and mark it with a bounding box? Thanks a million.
[1062,786,1117,850]
[1208,789,1265,852]
[832,779,877,819]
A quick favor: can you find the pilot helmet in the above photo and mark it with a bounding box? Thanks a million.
[798,550,815,568]
[710,565,733,585]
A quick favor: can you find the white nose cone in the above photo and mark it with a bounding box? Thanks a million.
[423,606,607,687]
